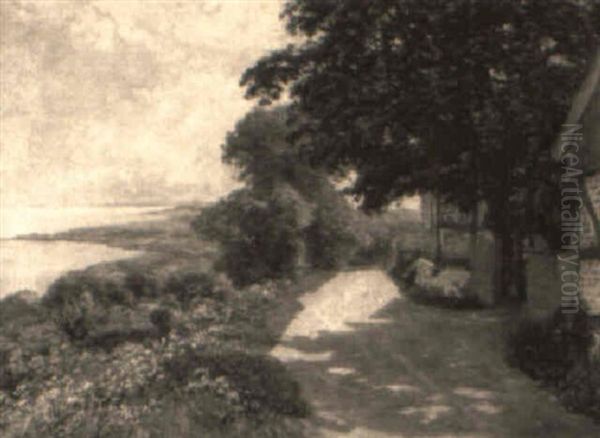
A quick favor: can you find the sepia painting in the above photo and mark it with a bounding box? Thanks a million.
[1,1,600,437]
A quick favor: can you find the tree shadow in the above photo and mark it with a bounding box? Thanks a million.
[275,297,600,437]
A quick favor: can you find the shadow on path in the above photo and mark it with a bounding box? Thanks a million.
[272,269,600,437]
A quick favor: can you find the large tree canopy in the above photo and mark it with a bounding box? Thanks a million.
[242,0,599,218]
[241,0,600,300]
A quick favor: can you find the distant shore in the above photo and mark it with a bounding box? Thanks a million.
[1,205,214,298]
[12,205,202,253]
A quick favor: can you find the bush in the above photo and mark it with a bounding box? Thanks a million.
[150,308,173,337]
[507,310,600,421]
[164,350,309,418]
[506,310,590,385]
[83,326,156,351]
[0,347,17,391]
[0,291,46,330]
[43,274,100,340]
[44,272,134,309]
[561,359,600,419]
[103,280,134,307]
[163,271,217,307]
[204,352,309,417]
[351,234,393,266]
[304,203,358,269]
[195,189,303,287]
[43,273,135,341]
[124,270,159,298]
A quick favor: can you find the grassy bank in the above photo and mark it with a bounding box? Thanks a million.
[1,207,330,437]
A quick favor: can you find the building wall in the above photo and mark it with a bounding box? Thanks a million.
[582,173,600,249]
[583,89,600,172]
[420,193,487,229]
[582,172,600,315]
[420,193,470,229]
[581,258,600,315]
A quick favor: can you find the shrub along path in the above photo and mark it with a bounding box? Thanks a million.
[272,269,600,437]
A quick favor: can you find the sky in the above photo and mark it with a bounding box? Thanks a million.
[0,0,288,207]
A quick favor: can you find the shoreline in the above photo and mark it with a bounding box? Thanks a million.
[8,205,201,252]
[0,204,319,437]
[0,205,211,300]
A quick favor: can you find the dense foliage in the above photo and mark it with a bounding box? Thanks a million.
[194,107,368,285]
[1,266,312,437]
[242,0,600,301]
[507,310,600,421]
[244,0,599,208]
[194,188,305,287]
[304,201,358,269]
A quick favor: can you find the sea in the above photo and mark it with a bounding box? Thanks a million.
[0,206,167,299]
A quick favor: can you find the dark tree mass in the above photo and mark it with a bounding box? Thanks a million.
[242,0,600,299]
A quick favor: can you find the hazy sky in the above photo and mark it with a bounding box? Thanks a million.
[0,0,288,206]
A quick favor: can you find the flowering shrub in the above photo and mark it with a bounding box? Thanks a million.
[0,269,308,437]
[3,327,244,436]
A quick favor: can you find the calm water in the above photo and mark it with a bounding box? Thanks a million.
[0,206,168,239]
[0,206,167,299]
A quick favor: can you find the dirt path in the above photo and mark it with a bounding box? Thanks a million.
[272,269,600,437]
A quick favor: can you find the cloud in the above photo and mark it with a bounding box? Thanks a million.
[1,0,287,206]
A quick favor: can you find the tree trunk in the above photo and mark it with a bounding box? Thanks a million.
[493,226,515,304]
[493,225,527,304]
[492,229,505,304]
[502,228,514,300]
[434,193,442,263]
[468,202,479,269]
[514,232,527,302]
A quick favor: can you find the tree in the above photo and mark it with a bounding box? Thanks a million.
[222,106,294,193]
[222,106,349,205]
[193,187,304,287]
[194,107,363,284]
[242,0,600,302]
